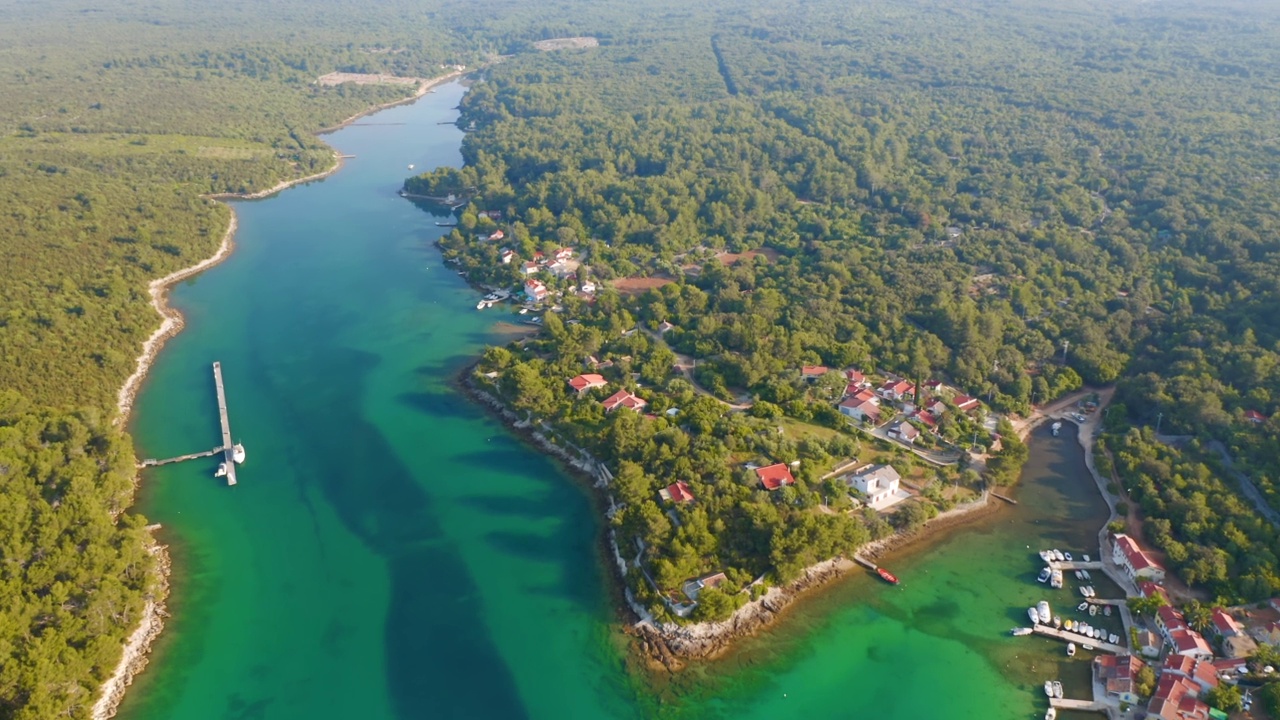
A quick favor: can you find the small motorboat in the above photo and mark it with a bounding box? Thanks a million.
[1082,554,1091,562]
[1064,619,1074,631]
[1110,633,1120,644]
[1077,602,1088,612]
[1012,627,1034,636]
[1053,616,1062,629]
[1082,643,1094,651]
[1038,567,1052,583]
[1082,570,1091,580]
[1046,708,1057,720]
[1037,601,1051,624]
[1029,607,1042,624]
[877,567,899,585]
[1039,550,1053,562]
[215,462,228,478]
[1067,642,1076,657]
[408,164,415,169]
[1074,570,1084,580]
[1052,549,1065,562]
[1044,681,1054,697]
[1089,605,1098,616]
[1104,605,1113,617]
[1064,552,1073,562]
[1053,681,1063,698]
[1051,570,1063,589]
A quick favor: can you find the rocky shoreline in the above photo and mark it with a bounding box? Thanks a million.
[457,365,1007,670]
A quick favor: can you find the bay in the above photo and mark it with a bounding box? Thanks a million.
[122,81,1112,720]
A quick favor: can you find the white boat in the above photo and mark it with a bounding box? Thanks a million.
[1089,605,1098,616]
[1051,570,1063,589]
[1053,681,1063,698]
[1052,421,1062,436]
[1081,570,1091,580]
[1037,601,1051,624]
[1030,607,1042,624]
[1067,642,1076,657]
[1012,627,1034,636]
[232,443,245,464]
[1095,628,1105,639]
[477,300,487,310]
[1039,550,1053,562]
[1104,605,1112,617]
[1074,570,1083,580]
[1064,552,1073,561]
[1046,708,1057,720]
[215,462,228,478]
[1082,554,1091,562]
[408,164,415,169]
[1044,681,1054,697]
[1052,616,1061,628]
[1038,567,1052,583]
[1082,644,1094,651]
[1077,601,1088,611]
[1109,633,1119,644]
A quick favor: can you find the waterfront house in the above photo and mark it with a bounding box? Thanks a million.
[1095,654,1147,706]
[1139,581,1171,605]
[953,394,980,412]
[887,421,920,444]
[756,463,796,491]
[659,481,695,504]
[801,365,829,381]
[844,464,905,510]
[524,279,549,303]
[1210,608,1244,638]
[567,373,607,395]
[601,390,647,413]
[1148,674,1210,720]
[1112,533,1167,582]
[1136,628,1162,657]
[682,571,728,602]
[877,379,915,401]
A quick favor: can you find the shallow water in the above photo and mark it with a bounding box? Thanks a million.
[123,83,1111,720]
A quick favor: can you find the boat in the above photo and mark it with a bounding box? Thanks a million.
[1089,604,1098,616]
[477,300,487,310]
[1094,628,1105,639]
[1053,681,1063,698]
[1050,571,1063,589]
[232,443,245,464]
[1011,627,1034,636]
[519,307,529,314]
[1104,605,1112,617]
[1039,550,1053,562]
[215,462,228,478]
[436,221,457,227]
[1045,709,1057,720]
[1037,601,1051,624]
[1052,421,1062,436]
[1109,633,1119,644]
[1029,607,1041,624]
[876,567,899,585]
[1082,554,1091,562]
[1067,642,1076,657]
[1044,681,1054,697]
[1077,601,1088,611]
[1074,570,1083,580]
[1081,570,1091,580]
[1038,567,1052,583]
[1063,619,1074,631]
[1082,644,1094,651]
[1053,616,1062,629]
[408,164,415,169]
[1053,549,1065,562]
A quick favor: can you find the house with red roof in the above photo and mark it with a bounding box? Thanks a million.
[659,481,695,504]
[601,390,647,413]
[682,571,728,602]
[1095,654,1147,705]
[1147,675,1209,720]
[877,379,915,401]
[500,248,516,265]
[522,260,540,276]
[1112,533,1166,582]
[755,463,796,491]
[913,410,938,429]
[801,365,829,381]
[838,390,881,423]
[1162,654,1219,693]
[524,279,549,302]
[1255,620,1280,645]
[1139,581,1171,605]
[1212,657,1248,676]
[953,394,980,412]
[487,229,505,242]
[1210,608,1244,638]
[1245,409,1269,424]
[567,373,607,395]
[845,369,869,387]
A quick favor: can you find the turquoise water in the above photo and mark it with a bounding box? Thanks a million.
[123,83,1111,720]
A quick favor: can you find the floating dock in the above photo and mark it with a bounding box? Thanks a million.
[213,362,237,486]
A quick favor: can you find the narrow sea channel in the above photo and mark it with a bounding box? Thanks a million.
[123,82,1111,720]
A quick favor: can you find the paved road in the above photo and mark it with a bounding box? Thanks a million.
[1206,440,1280,527]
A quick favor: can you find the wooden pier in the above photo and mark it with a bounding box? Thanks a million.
[140,447,223,467]
[1048,560,1104,571]
[1049,697,1108,713]
[213,362,237,486]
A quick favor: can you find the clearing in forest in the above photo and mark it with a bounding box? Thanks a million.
[532,37,599,51]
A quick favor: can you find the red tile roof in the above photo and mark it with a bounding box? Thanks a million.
[567,373,607,393]
[756,463,796,491]
[1149,675,1208,720]
[1116,533,1162,573]
[1139,581,1170,604]
[1169,628,1213,657]
[953,394,980,410]
[1245,409,1269,423]
[1211,608,1244,637]
[665,481,695,503]
[1157,605,1186,631]
[601,390,647,412]
[801,365,829,377]
[845,369,866,383]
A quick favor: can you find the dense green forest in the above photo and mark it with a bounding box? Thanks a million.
[411,0,1280,619]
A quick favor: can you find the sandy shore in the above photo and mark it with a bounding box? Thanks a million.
[97,69,467,720]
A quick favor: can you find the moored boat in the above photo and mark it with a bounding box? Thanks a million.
[1077,601,1088,611]
[1053,616,1062,628]
[232,443,245,464]
[1089,604,1098,616]
[1104,605,1112,616]
[1011,627,1034,636]
[877,567,899,585]
[1044,681,1054,697]
[1053,681,1063,698]
[1067,642,1076,657]
[1083,643,1094,650]
[1037,601,1051,624]
[1064,552,1073,561]
[1029,607,1041,624]
[1051,421,1062,436]
[1074,570,1083,580]
[1109,633,1119,644]
[1038,567,1052,583]
[1039,550,1053,562]
[1045,709,1057,720]
[1082,554,1091,562]
[1064,619,1074,631]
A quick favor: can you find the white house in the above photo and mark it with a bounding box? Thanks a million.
[887,421,920,443]
[843,464,907,510]
[1112,533,1166,582]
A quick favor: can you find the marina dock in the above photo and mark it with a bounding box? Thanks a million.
[213,362,238,486]
[1049,697,1108,713]
[140,447,223,467]
[1031,625,1126,654]
[1048,560,1104,571]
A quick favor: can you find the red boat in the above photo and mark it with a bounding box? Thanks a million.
[877,567,900,585]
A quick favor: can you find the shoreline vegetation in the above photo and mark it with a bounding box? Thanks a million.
[95,69,465,720]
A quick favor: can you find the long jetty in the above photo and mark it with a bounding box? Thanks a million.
[140,447,223,467]
[213,362,237,486]
[1031,625,1127,654]
[1049,697,1109,713]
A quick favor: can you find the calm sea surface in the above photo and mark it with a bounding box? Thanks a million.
[123,82,1111,720]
